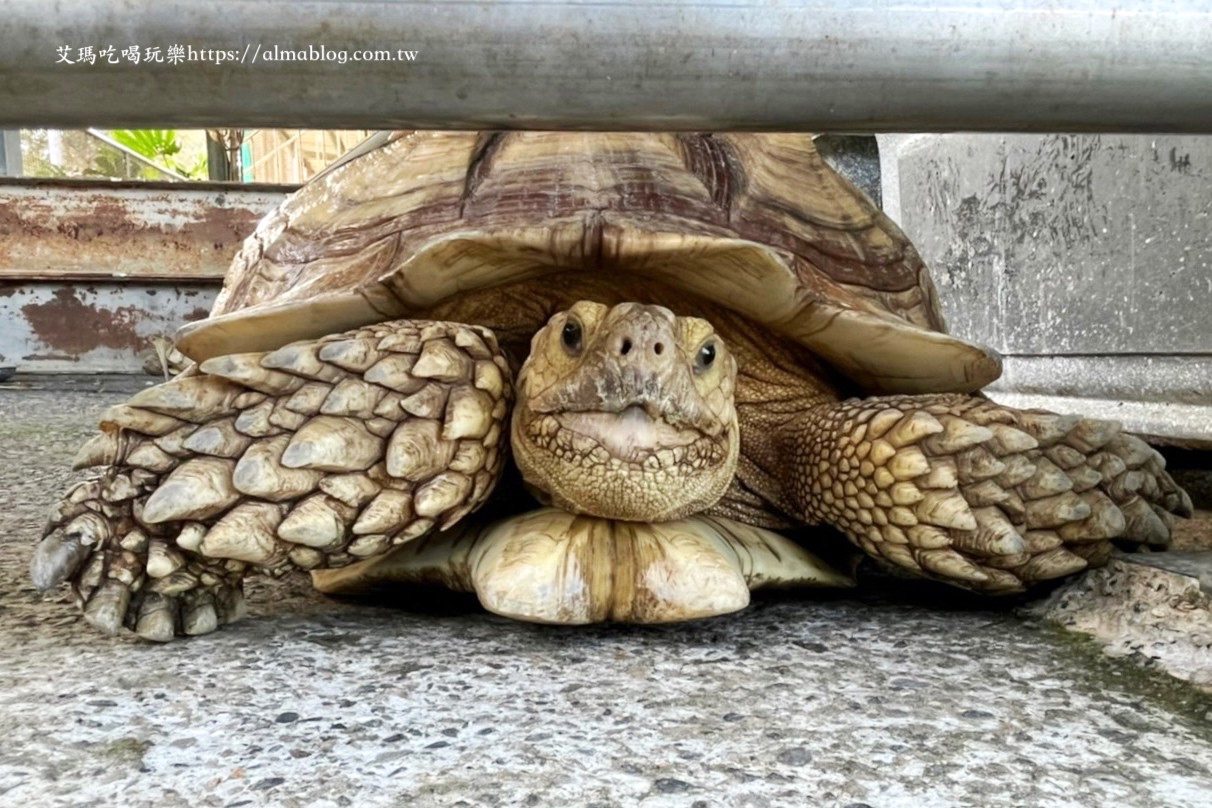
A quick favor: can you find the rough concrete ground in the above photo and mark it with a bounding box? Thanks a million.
[3,379,1211,808]
[1032,555,1212,692]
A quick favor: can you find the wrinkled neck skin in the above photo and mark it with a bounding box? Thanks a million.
[510,301,740,522]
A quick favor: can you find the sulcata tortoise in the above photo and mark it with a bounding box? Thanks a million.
[31,132,1192,640]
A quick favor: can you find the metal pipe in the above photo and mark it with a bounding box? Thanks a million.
[0,132,21,176]
[3,0,1211,132]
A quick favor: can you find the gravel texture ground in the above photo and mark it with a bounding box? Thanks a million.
[3,378,1211,808]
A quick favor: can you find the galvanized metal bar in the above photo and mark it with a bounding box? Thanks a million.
[2,0,1211,132]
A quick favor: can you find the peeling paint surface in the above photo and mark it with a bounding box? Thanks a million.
[0,282,218,371]
[0,180,287,281]
[0,181,287,372]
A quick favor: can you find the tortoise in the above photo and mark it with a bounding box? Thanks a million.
[31,132,1192,640]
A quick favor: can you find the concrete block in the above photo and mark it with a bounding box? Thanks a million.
[880,134,1212,446]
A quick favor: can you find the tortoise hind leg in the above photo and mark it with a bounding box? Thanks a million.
[782,394,1192,593]
[31,319,513,640]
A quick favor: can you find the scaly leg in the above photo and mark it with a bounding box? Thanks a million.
[783,394,1193,592]
[31,320,513,639]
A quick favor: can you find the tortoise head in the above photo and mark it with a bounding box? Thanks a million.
[511,301,739,522]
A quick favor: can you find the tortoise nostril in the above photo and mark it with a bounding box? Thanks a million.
[620,338,633,356]
[653,342,664,355]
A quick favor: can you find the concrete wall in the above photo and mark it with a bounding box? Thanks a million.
[879,134,1211,447]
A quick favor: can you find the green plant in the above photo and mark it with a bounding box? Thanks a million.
[106,129,208,179]
[110,129,182,160]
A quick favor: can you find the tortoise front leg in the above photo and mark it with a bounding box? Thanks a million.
[31,320,512,640]
[782,394,1193,592]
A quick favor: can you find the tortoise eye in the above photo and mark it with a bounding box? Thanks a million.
[695,341,717,372]
[561,318,583,355]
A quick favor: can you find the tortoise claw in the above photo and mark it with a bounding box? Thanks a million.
[135,593,178,642]
[83,581,131,636]
[30,533,91,591]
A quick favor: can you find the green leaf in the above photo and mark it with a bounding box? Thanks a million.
[109,129,183,160]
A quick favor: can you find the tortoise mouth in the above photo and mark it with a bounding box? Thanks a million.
[547,407,707,470]
[514,401,737,521]
[523,405,727,471]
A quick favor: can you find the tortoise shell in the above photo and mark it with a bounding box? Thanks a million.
[177,132,1000,394]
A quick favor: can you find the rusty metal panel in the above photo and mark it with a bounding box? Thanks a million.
[0,180,290,373]
[0,179,289,281]
[0,281,219,373]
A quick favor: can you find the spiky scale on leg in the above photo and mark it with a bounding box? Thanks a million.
[33,319,513,640]
[785,394,1191,593]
